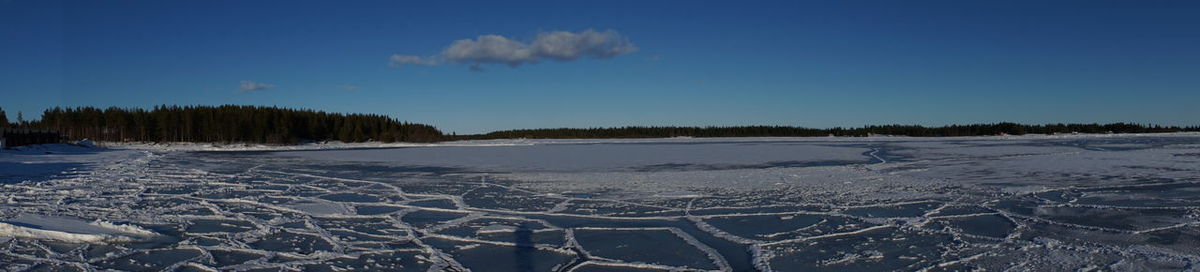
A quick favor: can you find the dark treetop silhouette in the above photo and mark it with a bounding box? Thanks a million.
[4,105,1196,144]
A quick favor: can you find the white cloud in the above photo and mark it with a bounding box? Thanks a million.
[239,80,274,92]
[389,55,437,66]
[529,29,636,61]
[338,85,360,92]
[443,34,536,66]
[391,29,636,70]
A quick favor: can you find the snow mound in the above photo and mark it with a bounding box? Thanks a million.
[75,139,96,148]
[0,214,159,243]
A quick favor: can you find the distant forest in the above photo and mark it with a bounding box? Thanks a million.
[466,123,1200,140]
[0,105,443,143]
[1,105,1197,144]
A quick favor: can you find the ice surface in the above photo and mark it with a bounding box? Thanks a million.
[0,214,156,244]
[1,133,1199,271]
[280,142,871,172]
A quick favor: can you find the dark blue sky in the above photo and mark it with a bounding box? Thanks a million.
[3,0,1198,133]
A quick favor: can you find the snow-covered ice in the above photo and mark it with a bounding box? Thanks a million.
[1,133,1199,271]
[0,214,159,243]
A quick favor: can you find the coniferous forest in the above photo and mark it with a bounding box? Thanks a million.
[4,105,444,144]
[1,105,1198,144]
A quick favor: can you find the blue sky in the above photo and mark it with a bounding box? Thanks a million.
[2,0,1198,133]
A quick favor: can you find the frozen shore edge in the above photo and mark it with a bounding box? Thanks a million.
[94,132,1200,152]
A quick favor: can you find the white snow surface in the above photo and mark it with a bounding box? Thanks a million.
[1,133,1198,271]
[280,141,871,172]
[100,132,1200,151]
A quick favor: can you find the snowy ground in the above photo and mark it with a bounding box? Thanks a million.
[2,133,1199,271]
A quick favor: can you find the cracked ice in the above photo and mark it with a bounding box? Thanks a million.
[2,134,1199,271]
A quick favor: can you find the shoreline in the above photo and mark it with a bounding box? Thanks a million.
[87,131,1200,152]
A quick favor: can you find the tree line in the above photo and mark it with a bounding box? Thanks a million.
[3,105,1198,144]
[3,105,444,144]
[464,123,1200,140]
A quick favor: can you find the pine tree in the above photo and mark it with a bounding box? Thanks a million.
[0,107,8,128]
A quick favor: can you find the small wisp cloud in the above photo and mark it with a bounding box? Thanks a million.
[239,80,275,92]
[391,29,636,70]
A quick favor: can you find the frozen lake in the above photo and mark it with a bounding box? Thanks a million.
[2,134,1199,271]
